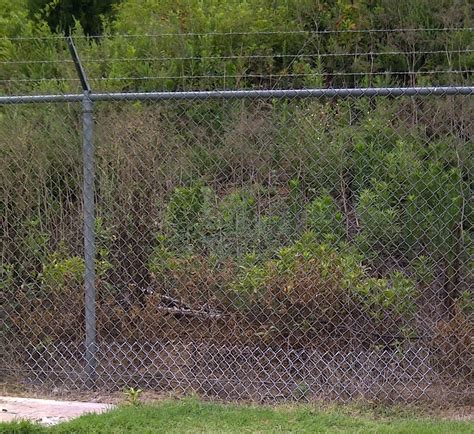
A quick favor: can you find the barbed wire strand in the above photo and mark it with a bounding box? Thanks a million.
[1,70,470,85]
[1,27,472,41]
[2,49,471,66]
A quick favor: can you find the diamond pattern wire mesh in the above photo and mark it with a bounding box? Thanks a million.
[1,91,472,404]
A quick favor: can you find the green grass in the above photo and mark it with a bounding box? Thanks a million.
[0,399,472,433]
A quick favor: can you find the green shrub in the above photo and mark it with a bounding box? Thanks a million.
[95,216,114,272]
[211,188,257,257]
[0,264,14,294]
[2,0,470,93]
[356,181,401,259]
[383,140,422,200]
[411,255,435,287]
[154,184,294,265]
[232,231,417,323]
[403,163,464,260]
[23,218,50,264]
[106,0,301,91]
[255,213,292,258]
[164,184,215,250]
[306,192,345,243]
[27,0,119,36]
[40,251,85,291]
[354,272,417,321]
[39,228,112,293]
[279,103,348,196]
[148,234,182,277]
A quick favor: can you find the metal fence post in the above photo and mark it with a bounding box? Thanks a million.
[66,35,97,388]
[82,90,97,387]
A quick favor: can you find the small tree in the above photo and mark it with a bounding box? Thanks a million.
[28,0,120,35]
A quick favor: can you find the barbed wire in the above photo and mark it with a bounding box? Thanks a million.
[2,49,471,66]
[0,77,81,83]
[1,27,472,41]
[1,70,470,85]
[0,59,74,65]
[80,49,474,62]
[1,29,471,92]
[89,70,473,81]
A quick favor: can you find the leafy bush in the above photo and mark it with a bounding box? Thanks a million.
[40,251,85,291]
[0,264,14,295]
[164,184,214,250]
[151,184,295,269]
[356,181,401,260]
[353,271,417,321]
[232,231,417,329]
[351,110,397,194]
[305,192,345,243]
[403,163,464,260]
[214,189,257,254]
[3,0,471,93]
[40,238,111,292]
[28,0,119,36]
[278,103,349,196]
[1,2,472,390]
[105,0,301,91]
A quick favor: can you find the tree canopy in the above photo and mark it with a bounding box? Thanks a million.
[27,0,120,35]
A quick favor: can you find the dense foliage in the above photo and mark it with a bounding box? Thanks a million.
[1,0,472,93]
[27,0,120,35]
[1,1,472,374]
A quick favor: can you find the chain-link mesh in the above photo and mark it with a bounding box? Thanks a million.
[1,102,85,386]
[1,89,472,404]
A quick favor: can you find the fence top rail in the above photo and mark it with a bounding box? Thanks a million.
[0,86,473,105]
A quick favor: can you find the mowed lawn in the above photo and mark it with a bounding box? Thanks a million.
[1,399,472,433]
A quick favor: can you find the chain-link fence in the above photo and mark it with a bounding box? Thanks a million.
[1,32,473,405]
